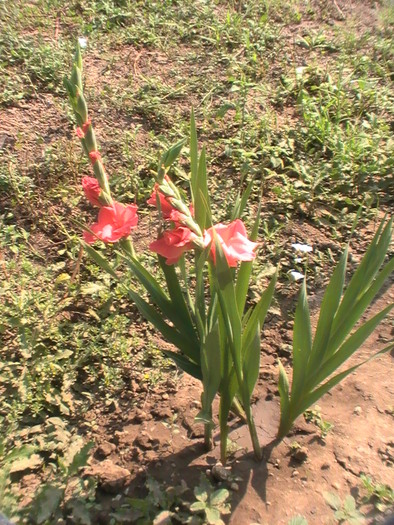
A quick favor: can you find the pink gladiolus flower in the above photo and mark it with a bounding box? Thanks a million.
[89,150,101,164]
[149,227,197,265]
[75,119,91,139]
[204,219,258,267]
[147,188,174,218]
[147,188,194,226]
[82,176,101,206]
[83,201,138,244]
[82,118,91,134]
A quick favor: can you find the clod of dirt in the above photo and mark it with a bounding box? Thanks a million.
[290,445,309,463]
[378,440,394,466]
[151,404,173,420]
[95,441,117,459]
[134,432,160,450]
[134,409,151,423]
[212,462,232,482]
[84,460,131,494]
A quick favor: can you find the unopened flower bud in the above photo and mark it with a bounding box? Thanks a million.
[89,150,101,164]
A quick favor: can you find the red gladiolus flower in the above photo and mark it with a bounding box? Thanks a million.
[149,226,197,265]
[89,150,101,164]
[76,127,85,139]
[82,176,101,207]
[204,219,258,267]
[83,201,138,244]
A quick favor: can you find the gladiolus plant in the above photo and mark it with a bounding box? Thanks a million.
[66,44,393,463]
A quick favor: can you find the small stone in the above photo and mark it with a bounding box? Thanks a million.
[230,482,239,491]
[162,393,169,400]
[274,459,281,469]
[354,406,362,415]
[291,470,299,477]
[321,462,330,470]
[332,482,340,490]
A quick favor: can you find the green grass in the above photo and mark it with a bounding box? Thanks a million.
[0,0,393,521]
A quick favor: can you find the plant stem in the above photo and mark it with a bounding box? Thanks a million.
[204,422,213,451]
[245,407,262,461]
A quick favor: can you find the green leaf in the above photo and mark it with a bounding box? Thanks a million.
[311,303,393,388]
[82,242,118,279]
[288,517,308,525]
[343,495,356,512]
[329,218,392,351]
[190,109,198,205]
[294,343,392,419]
[31,485,64,524]
[161,350,202,380]
[67,442,94,477]
[242,327,260,399]
[127,288,199,364]
[121,253,200,360]
[205,507,221,524]
[230,175,255,221]
[3,445,37,464]
[210,488,229,507]
[190,501,206,512]
[157,138,186,181]
[234,197,262,315]
[241,271,277,358]
[189,111,211,230]
[323,491,342,510]
[157,256,198,343]
[277,360,290,423]
[327,256,394,357]
[290,279,312,404]
[200,321,222,419]
[195,146,212,230]
[307,248,347,373]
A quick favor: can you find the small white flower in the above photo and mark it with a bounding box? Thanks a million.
[78,37,88,48]
[290,270,305,282]
[292,243,313,253]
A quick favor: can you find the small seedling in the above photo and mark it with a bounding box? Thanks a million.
[288,516,308,525]
[189,474,231,525]
[324,492,365,524]
[304,405,334,439]
[360,474,394,513]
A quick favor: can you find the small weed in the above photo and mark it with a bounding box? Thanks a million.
[113,474,231,524]
[360,474,394,513]
[324,492,365,525]
[288,517,308,525]
[304,405,334,439]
